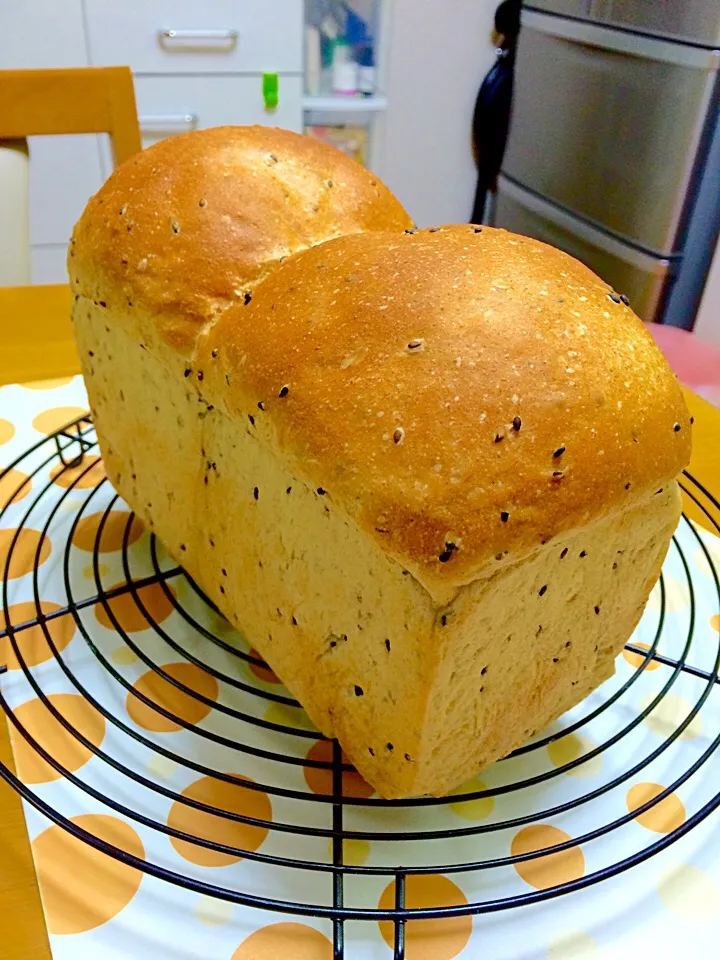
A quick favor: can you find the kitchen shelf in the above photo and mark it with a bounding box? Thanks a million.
[302,93,388,112]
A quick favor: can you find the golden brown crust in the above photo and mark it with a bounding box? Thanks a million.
[199,225,691,599]
[69,125,411,354]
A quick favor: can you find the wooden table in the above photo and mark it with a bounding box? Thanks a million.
[1,387,718,960]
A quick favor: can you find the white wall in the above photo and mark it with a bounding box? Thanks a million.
[377,0,498,227]
[693,238,720,349]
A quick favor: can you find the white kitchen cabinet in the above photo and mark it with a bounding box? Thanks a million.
[98,75,304,178]
[84,0,303,74]
[4,0,305,284]
[0,1,88,69]
[135,75,303,143]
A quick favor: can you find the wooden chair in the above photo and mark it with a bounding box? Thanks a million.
[0,67,141,386]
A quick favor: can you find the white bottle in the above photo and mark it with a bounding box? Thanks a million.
[305,26,321,96]
[332,38,358,96]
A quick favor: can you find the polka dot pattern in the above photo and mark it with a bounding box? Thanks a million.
[0,527,51,579]
[626,782,686,833]
[95,581,174,633]
[1,381,719,955]
[640,692,702,741]
[232,923,332,959]
[168,774,271,866]
[51,454,106,489]
[0,601,76,670]
[0,417,15,445]
[247,648,281,684]
[511,825,585,890]
[264,701,317,731]
[622,641,660,671]
[657,865,720,921]
[32,406,87,436]
[32,815,144,934]
[378,875,471,960]
[448,776,494,820]
[10,693,105,784]
[194,894,233,927]
[72,510,144,553]
[126,662,219,733]
[21,377,75,390]
[547,733,603,778]
[304,739,374,799]
[0,468,31,509]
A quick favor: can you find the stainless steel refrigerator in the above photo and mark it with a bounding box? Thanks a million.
[495,1,720,328]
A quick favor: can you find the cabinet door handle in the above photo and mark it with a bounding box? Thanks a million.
[139,114,198,132]
[159,28,238,49]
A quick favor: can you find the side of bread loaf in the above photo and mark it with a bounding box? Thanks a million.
[70,127,691,799]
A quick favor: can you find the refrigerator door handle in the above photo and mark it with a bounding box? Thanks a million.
[523,9,720,69]
[498,175,672,272]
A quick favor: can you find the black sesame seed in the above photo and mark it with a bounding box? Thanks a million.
[594,605,600,615]
[553,446,566,458]
[292,616,298,626]
[393,427,405,444]
[197,371,204,382]
[211,348,218,358]
[279,384,289,398]
[286,486,292,494]
[553,657,559,663]
[560,547,568,558]
[244,291,252,305]
[184,368,191,378]
[368,747,375,756]
[248,414,255,426]
[552,470,564,478]
[690,416,695,425]
[404,228,416,234]
[180,544,187,551]
[386,742,394,751]
[407,338,424,350]
[354,685,364,696]
[327,179,333,187]
[619,293,630,305]
[440,615,447,627]
[501,511,510,523]
[579,550,587,558]
[608,292,621,303]
[481,666,487,675]
[219,585,225,594]
[512,416,522,431]
[268,153,278,163]
[404,753,412,761]
[539,584,548,596]
[439,550,453,563]
[385,638,391,651]
[494,432,504,443]
[317,487,326,496]
[221,568,227,576]
[253,487,259,500]
[258,401,265,411]
[673,422,681,432]
[473,226,482,233]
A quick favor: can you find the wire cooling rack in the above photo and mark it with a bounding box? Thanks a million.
[1,414,720,959]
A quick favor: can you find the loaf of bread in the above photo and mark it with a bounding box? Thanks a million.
[70,125,691,799]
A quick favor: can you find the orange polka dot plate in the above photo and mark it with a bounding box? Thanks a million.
[2,381,720,958]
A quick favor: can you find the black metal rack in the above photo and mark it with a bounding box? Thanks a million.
[1,415,719,959]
